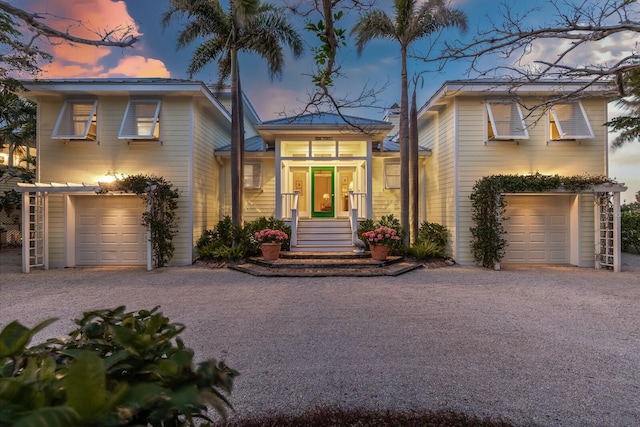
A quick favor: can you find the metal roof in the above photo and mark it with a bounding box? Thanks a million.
[261,112,391,126]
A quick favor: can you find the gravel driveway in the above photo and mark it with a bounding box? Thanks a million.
[1,248,640,427]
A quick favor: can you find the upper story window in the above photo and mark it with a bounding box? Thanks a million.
[384,160,400,189]
[244,162,262,189]
[52,100,97,140]
[486,101,528,140]
[119,100,161,139]
[549,100,594,140]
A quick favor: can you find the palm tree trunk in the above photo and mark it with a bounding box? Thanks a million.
[400,45,409,246]
[409,87,418,245]
[230,46,244,228]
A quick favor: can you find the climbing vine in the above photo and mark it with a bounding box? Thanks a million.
[98,174,179,268]
[470,173,617,268]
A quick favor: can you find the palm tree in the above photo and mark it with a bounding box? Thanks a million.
[162,0,303,227]
[351,0,467,244]
[0,90,36,168]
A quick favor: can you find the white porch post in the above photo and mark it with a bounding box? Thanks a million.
[22,191,30,273]
[146,197,153,271]
[366,141,373,219]
[613,191,621,273]
[594,194,601,270]
[43,192,48,270]
[275,138,282,219]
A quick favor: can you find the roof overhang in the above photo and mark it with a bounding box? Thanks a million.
[255,124,394,143]
[19,78,232,124]
[418,79,619,119]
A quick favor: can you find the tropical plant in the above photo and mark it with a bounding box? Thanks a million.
[0,306,238,426]
[0,91,36,167]
[606,69,640,149]
[407,241,446,259]
[351,0,467,245]
[162,0,303,229]
[417,221,448,248]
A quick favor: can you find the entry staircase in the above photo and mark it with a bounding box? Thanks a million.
[290,218,355,252]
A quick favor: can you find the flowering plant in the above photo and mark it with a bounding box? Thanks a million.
[360,225,401,246]
[254,228,288,244]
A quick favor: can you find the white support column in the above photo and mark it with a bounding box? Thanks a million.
[275,138,282,219]
[146,197,153,271]
[22,191,30,273]
[43,192,49,270]
[366,143,373,219]
[594,194,601,270]
[613,191,621,273]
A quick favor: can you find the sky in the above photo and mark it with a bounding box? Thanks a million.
[13,0,640,202]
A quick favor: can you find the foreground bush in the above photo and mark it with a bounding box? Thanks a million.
[0,306,237,427]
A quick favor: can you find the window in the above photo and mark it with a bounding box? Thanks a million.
[384,160,400,189]
[119,100,161,139]
[549,101,594,140]
[52,100,97,139]
[486,101,528,140]
[244,162,262,189]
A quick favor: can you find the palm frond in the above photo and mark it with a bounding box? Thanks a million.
[188,38,228,76]
[350,10,397,55]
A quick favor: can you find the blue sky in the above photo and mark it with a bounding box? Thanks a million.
[15,0,640,202]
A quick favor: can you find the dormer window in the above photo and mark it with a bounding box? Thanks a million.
[549,100,594,140]
[52,100,97,140]
[486,101,528,140]
[119,100,161,139]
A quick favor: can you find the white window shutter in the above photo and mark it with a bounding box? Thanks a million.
[52,100,97,139]
[550,101,594,139]
[486,101,528,139]
[119,100,161,139]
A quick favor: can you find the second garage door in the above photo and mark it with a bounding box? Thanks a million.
[75,196,147,266]
[503,195,571,264]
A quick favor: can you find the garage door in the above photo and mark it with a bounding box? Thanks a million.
[75,196,147,265]
[503,195,571,264]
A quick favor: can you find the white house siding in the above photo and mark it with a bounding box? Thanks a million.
[422,105,457,258]
[221,156,277,223]
[371,156,401,220]
[454,96,608,265]
[191,102,225,254]
[37,96,195,266]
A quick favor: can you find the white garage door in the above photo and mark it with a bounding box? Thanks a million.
[75,196,147,265]
[503,195,571,264]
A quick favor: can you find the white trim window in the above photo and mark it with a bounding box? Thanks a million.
[384,160,400,189]
[486,101,529,140]
[52,100,98,140]
[244,162,262,189]
[119,100,161,139]
[549,100,594,140]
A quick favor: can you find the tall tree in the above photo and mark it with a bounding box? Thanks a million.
[606,69,640,149]
[0,1,137,91]
[163,0,303,228]
[351,0,467,244]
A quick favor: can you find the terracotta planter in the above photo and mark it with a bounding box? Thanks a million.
[260,243,281,261]
[369,244,389,261]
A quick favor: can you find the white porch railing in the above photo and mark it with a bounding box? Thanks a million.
[281,190,300,247]
[349,191,367,252]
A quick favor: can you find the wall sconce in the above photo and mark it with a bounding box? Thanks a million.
[100,170,122,184]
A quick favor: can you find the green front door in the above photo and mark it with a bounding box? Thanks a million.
[311,167,334,218]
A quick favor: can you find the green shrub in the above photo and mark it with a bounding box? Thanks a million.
[407,241,447,259]
[244,217,291,253]
[417,221,448,247]
[0,306,238,427]
[621,208,640,253]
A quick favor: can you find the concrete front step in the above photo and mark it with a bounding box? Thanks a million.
[227,252,423,277]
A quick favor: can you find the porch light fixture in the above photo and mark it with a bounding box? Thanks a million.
[100,171,122,184]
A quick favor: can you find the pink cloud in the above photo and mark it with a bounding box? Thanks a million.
[23,0,170,79]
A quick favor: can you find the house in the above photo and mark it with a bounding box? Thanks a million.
[17,78,626,272]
